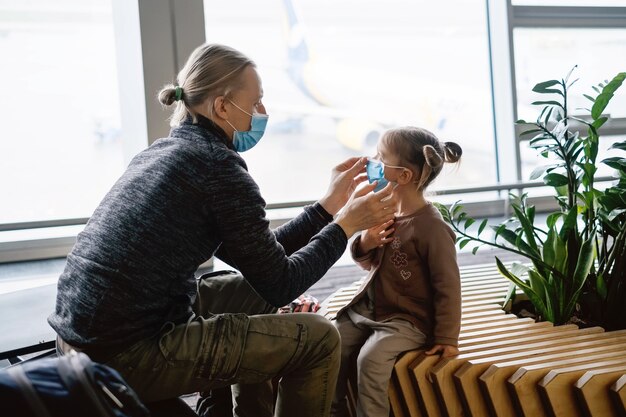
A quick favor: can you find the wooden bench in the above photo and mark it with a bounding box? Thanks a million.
[320,261,626,417]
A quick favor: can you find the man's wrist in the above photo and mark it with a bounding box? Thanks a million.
[320,194,347,217]
[313,202,334,222]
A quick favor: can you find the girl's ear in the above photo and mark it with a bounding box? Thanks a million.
[213,96,229,120]
[396,168,415,185]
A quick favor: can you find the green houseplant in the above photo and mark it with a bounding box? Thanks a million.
[436,68,626,328]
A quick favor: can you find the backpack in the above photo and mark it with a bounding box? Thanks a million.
[0,350,150,417]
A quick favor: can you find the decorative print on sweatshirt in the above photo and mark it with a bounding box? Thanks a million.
[391,250,408,269]
[390,237,410,279]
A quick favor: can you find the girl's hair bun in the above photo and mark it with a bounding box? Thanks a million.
[443,141,463,163]
[423,145,444,168]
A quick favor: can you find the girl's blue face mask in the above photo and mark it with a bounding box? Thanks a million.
[366,158,407,192]
[226,100,269,152]
[366,159,390,192]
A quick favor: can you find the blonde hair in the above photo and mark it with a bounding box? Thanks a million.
[382,126,462,190]
[158,44,255,126]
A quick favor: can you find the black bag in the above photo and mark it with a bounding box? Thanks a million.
[0,351,150,417]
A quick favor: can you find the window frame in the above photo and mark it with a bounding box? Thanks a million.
[1,0,624,263]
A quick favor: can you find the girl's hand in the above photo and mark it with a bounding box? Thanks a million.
[319,157,368,216]
[358,219,395,254]
[425,344,459,358]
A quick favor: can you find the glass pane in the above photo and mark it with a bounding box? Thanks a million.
[513,0,626,5]
[514,28,626,121]
[204,0,496,204]
[0,0,124,224]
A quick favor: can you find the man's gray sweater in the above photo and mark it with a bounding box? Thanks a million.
[48,116,347,350]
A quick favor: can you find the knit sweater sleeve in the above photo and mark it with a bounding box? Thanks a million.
[214,202,334,266]
[209,156,347,307]
[421,221,462,346]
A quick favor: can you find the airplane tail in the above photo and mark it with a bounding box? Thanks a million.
[282,0,329,105]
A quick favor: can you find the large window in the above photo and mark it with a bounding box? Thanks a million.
[508,3,626,188]
[0,0,124,224]
[514,28,626,122]
[2,0,625,262]
[204,0,496,204]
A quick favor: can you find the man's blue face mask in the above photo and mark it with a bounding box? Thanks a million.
[226,100,269,152]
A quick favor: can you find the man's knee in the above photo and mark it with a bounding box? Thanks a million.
[303,314,340,355]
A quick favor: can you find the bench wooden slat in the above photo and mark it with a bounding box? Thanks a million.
[575,366,626,417]
[477,340,626,417]
[510,354,626,417]
[429,326,604,417]
[610,374,626,416]
[538,357,626,417]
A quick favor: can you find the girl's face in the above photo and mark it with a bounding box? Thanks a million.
[374,140,409,184]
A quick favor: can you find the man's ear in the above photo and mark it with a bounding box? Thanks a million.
[396,168,415,185]
[213,96,229,120]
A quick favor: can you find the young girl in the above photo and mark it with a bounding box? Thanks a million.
[331,126,463,417]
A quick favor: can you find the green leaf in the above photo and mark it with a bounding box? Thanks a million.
[564,66,577,84]
[510,262,530,278]
[472,246,480,255]
[592,116,608,130]
[528,269,547,302]
[520,128,543,137]
[477,219,488,236]
[544,173,569,187]
[583,93,596,102]
[559,207,578,242]
[543,226,556,268]
[492,224,506,240]
[498,228,519,247]
[553,233,568,273]
[544,107,555,125]
[591,72,626,119]
[596,274,607,300]
[526,205,536,225]
[532,80,560,93]
[502,282,516,311]
[464,218,476,230]
[495,257,548,319]
[451,202,463,217]
[532,100,564,108]
[459,238,472,250]
[563,235,596,319]
[530,165,552,181]
[515,234,536,257]
[546,212,562,229]
[512,204,539,255]
[608,208,626,221]
[572,235,595,291]
[602,157,626,171]
[609,141,626,151]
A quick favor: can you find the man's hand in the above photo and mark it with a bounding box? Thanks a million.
[319,157,368,216]
[334,182,397,238]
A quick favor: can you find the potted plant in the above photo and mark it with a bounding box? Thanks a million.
[435,68,626,328]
